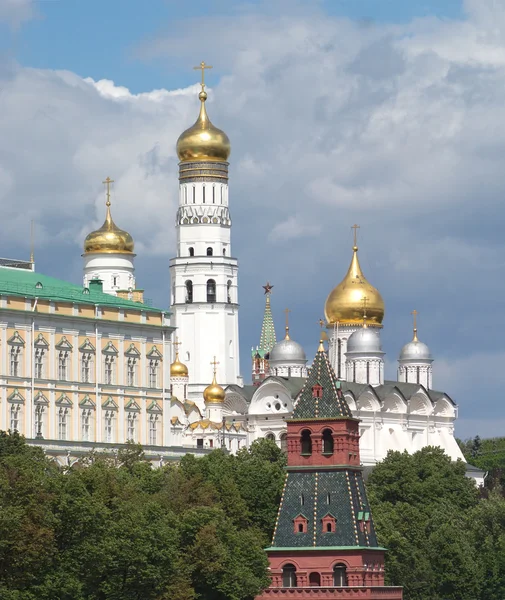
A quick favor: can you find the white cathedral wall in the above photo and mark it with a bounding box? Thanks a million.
[83,253,136,295]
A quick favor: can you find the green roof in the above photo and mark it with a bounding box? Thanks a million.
[271,470,380,549]
[293,347,352,419]
[258,294,276,355]
[0,267,167,314]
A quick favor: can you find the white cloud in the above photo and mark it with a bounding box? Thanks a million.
[0,0,35,28]
[3,0,505,433]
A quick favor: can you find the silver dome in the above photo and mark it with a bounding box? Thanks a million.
[346,327,383,354]
[399,340,432,361]
[269,336,307,364]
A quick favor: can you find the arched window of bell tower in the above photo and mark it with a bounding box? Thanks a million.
[206,279,216,303]
[212,185,216,204]
[189,247,194,257]
[202,184,206,203]
[206,247,213,256]
[192,186,196,204]
[185,280,193,303]
[220,185,223,204]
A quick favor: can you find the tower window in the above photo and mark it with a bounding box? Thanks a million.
[202,185,206,203]
[223,248,226,256]
[227,280,232,303]
[282,564,297,588]
[417,366,420,384]
[185,280,193,303]
[192,186,196,204]
[220,185,223,204]
[189,247,194,257]
[301,429,312,456]
[206,247,213,256]
[366,362,370,384]
[333,564,347,587]
[312,384,323,398]
[206,279,216,303]
[113,276,118,287]
[212,185,215,204]
[322,429,334,455]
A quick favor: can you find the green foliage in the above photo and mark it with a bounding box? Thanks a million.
[459,435,505,489]
[368,446,505,600]
[0,433,273,600]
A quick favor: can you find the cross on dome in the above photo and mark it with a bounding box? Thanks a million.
[351,223,360,248]
[102,177,114,207]
[194,61,213,91]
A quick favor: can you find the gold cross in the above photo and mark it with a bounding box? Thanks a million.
[284,307,291,328]
[102,177,114,207]
[411,309,418,330]
[194,61,213,91]
[173,337,181,353]
[318,318,325,329]
[210,356,220,375]
[351,223,360,247]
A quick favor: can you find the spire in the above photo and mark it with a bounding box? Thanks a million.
[411,309,418,341]
[259,282,277,354]
[284,307,291,340]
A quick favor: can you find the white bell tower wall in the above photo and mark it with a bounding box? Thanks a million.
[169,160,241,399]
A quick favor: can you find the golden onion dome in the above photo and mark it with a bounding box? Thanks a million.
[324,245,385,326]
[203,371,225,405]
[84,199,134,255]
[170,351,189,378]
[176,90,231,163]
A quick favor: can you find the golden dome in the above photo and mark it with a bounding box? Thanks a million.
[203,367,225,404]
[324,245,385,326]
[84,198,134,255]
[176,90,231,163]
[170,351,188,378]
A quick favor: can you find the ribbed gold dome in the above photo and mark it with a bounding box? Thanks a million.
[170,351,188,378]
[324,245,384,326]
[84,201,134,255]
[203,372,225,404]
[176,90,230,163]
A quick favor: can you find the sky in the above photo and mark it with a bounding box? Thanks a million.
[0,0,504,439]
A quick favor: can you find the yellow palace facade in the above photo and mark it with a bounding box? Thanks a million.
[0,257,207,465]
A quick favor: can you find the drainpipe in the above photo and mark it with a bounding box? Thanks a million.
[31,297,38,438]
[95,305,100,442]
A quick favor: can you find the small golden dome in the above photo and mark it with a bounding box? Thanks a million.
[170,351,188,378]
[324,245,385,326]
[84,200,134,255]
[176,90,231,163]
[203,372,225,404]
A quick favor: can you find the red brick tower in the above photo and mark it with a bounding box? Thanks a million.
[256,340,402,599]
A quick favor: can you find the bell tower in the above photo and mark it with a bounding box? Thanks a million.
[169,63,241,399]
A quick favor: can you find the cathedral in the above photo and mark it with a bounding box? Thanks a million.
[0,64,474,482]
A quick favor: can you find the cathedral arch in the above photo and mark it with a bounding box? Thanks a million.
[433,398,455,418]
[409,394,432,416]
[206,279,216,303]
[382,392,407,414]
[343,392,357,412]
[356,392,380,412]
[223,393,248,415]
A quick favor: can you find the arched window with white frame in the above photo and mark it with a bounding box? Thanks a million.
[10,403,21,432]
[81,409,92,441]
[104,410,115,443]
[34,405,45,438]
[10,346,21,377]
[58,407,69,440]
[149,413,159,445]
[126,412,137,441]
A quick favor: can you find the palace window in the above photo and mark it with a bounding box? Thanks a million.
[58,351,69,381]
[309,573,321,587]
[149,414,158,445]
[81,353,93,383]
[282,564,297,588]
[10,404,20,432]
[58,407,69,441]
[206,279,216,303]
[104,355,115,385]
[104,411,115,443]
[34,348,45,379]
[127,357,137,387]
[149,359,159,389]
[81,409,92,441]
[34,405,44,438]
[10,346,21,377]
[126,412,137,441]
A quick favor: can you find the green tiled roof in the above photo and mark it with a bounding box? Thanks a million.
[271,470,379,549]
[293,347,352,419]
[0,267,167,314]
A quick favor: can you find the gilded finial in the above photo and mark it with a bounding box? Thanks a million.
[173,336,182,358]
[411,309,418,342]
[351,223,360,250]
[102,177,114,208]
[284,308,291,340]
[263,282,274,304]
[210,356,220,379]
